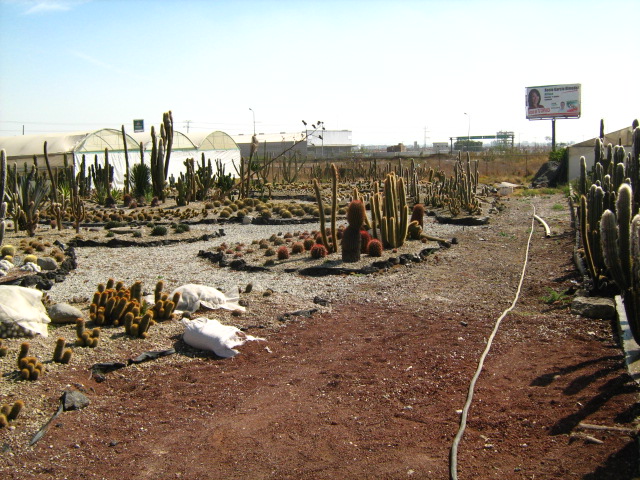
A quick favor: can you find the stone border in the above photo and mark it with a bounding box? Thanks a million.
[615,295,640,384]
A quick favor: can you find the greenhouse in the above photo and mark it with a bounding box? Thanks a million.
[0,128,141,188]
[0,128,241,189]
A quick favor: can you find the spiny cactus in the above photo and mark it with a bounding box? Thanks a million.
[342,200,365,263]
[0,149,7,247]
[310,243,328,259]
[124,311,155,338]
[18,355,44,380]
[367,238,383,257]
[600,183,640,342]
[75,319,100,348]
[410,203,425,229]
[52,337,66,363]
[0,400,24,427]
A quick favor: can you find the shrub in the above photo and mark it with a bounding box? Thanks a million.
[173,223,190,233]
[104,221,126,230]
[151,225,168,236]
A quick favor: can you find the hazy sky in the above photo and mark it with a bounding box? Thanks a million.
[0,0,638,146]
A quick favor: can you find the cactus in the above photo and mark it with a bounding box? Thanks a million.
[0,150,6,247]
[18,356,43,381]
[312,179,332,253]
[53,337,66,363]
[17,342,29,367]
[371,172,409,248]
[75,319,100,347]
[276,245,290,260]
[8,400,24,421]
[150,111,174,201]
[124,311,155,339]
[410,203,425,229]
[367,238,383,257]
[342,200,365,262]
[310,243,328,259]
[61,348,73,364]
[600,183,640,342]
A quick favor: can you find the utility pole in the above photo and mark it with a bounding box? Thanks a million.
[185,120,191,133]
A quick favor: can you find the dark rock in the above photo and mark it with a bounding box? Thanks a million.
[278,308,319,322]
[37,257,58,271]
[531,159,567,188]
[570,296,616,319]
[62,390,90,412]
[313,296,330,306]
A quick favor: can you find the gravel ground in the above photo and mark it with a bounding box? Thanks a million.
[44,218,468,306]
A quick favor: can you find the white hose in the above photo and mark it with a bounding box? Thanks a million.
[534,214,551,237]
[449,207,537,480]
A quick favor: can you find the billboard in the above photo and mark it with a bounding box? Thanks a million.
[526,84,581,120]
[133,119,144,132]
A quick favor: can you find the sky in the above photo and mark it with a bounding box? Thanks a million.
[0,0,638,147]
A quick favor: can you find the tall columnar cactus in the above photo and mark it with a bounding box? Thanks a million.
[600,184,640,342]
[0,150,7,246]
[341,200,365,262]
[330,163,338,253]
[374,172,409,248]
[150,111,174,202]
[121,125,131,196]
[313,178,331,253]
[43,141,58,204]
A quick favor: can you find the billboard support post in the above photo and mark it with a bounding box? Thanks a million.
[552,118,556,152]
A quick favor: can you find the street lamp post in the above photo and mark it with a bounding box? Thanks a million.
[249,108,255,135]
[464,112,470,152]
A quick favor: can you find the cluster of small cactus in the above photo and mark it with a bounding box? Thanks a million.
[124,311,155,338]
[151,280,180,321]
[90,279,143,327]
[0,400,24,428]
[76,319,100,348]
[52,337,73,363]
[17,342,44,380]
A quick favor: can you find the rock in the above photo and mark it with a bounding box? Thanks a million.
[37,257,58,271]
[570,296,616,319]
[313,296,330,306]
[242,216,254,225]
[531,160,567,188]
[62,390,90,411]
[48,303,83,324]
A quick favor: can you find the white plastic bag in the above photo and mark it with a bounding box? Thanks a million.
[170,284,245,313]
[0,285,51,338]
[182,317,264,358]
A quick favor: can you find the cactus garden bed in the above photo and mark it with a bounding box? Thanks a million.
[0,192,638,480]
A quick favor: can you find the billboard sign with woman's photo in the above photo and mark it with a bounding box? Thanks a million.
[526,84,581,120]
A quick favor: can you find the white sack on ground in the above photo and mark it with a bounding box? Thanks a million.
[170,284,245,313]
[182,317,264,358]
[0,285,51,338]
